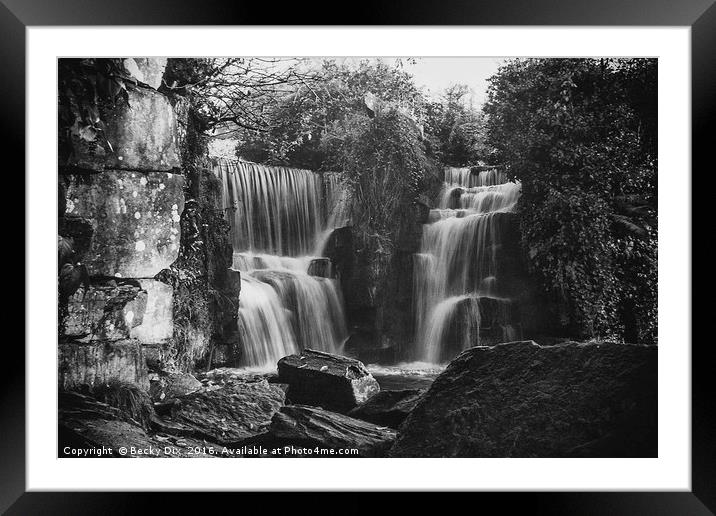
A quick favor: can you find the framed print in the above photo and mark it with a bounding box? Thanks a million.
[6,0,711,512]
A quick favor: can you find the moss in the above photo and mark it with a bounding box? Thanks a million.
[169,281,211,371]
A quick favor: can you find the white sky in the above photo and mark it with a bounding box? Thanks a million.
[326,56,507,108]
[406,57,507,106]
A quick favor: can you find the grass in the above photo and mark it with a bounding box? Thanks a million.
[92,380,155,430]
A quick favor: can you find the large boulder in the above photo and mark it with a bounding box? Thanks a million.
[67,87,180,172]
[277,349,380,412]
[347,389,424,429]
[265,405,397,457]
[64,170,184,277]
[169,379,285,444]
[390,341,657,458]
[59,339,149,391]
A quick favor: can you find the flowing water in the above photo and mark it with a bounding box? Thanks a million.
[413,167,522,364]
[216,160,349,368]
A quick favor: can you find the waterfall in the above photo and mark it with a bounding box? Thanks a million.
[413,166,521,364]
[216,160,348,369]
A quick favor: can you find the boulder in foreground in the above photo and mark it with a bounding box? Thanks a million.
[265,405,397,457]
[277,349,380,412]
[149,372,202,402]
[169,378,285,444]
[348,389,424,428]
[389,341,657,458]
[58,391,215,457]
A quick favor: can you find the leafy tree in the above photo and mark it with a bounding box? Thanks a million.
[483,58,657,344]
[234,59,425,169]
[321,108,430,240]
[423,84,492,166]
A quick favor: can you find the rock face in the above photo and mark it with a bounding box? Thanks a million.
[433,297,520,363]
[169,379,285,444]
[389,341,658,458]
[277,349,380,412]
[68,87,181,172]
[129,280,174,343]
[59,340,149,391]
[123,58,168,90]
[266,405,397,457]
[347,389,424,429]
[58,60,188,393]
[63,281,147,341]
[65,170,185,277]
[333,200,431,363]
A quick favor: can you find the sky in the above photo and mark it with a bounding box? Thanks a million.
[405,57,507,106]
[325,56,507,108]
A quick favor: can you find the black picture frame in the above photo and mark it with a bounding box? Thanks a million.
[6,1,709,513]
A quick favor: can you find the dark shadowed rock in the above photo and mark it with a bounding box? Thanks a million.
[324,226,354,293]
[58,214,94,260]
[169,379,285,444]
[266,405,396,457]
[307,257,334,278]
[347,389,424,428]
[58,391,215,457]
[389,341,657,458]
[277,349,380,412]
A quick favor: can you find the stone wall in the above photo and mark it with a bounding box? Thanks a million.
[59,58,184,391]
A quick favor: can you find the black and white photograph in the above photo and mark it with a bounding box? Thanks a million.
[56,56,659,459]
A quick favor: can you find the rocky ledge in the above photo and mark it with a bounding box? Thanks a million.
[389,341,657,457]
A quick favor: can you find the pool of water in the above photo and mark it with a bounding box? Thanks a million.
[367,362,444,391]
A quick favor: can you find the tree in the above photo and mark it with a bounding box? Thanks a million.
[423,84,492,166]
[233,59,426,169]
[160,57,321,133]
[321,108,429,240]
[483,58,657,344]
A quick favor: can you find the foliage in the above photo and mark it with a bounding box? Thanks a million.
[92,380,154,430]
[321,108,430,240]
[422,84,493,166]
[483,58,657,343]
[234,59,425,170]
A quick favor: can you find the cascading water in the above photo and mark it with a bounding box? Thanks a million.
[413,166,522,364]
[216,160,349,369]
